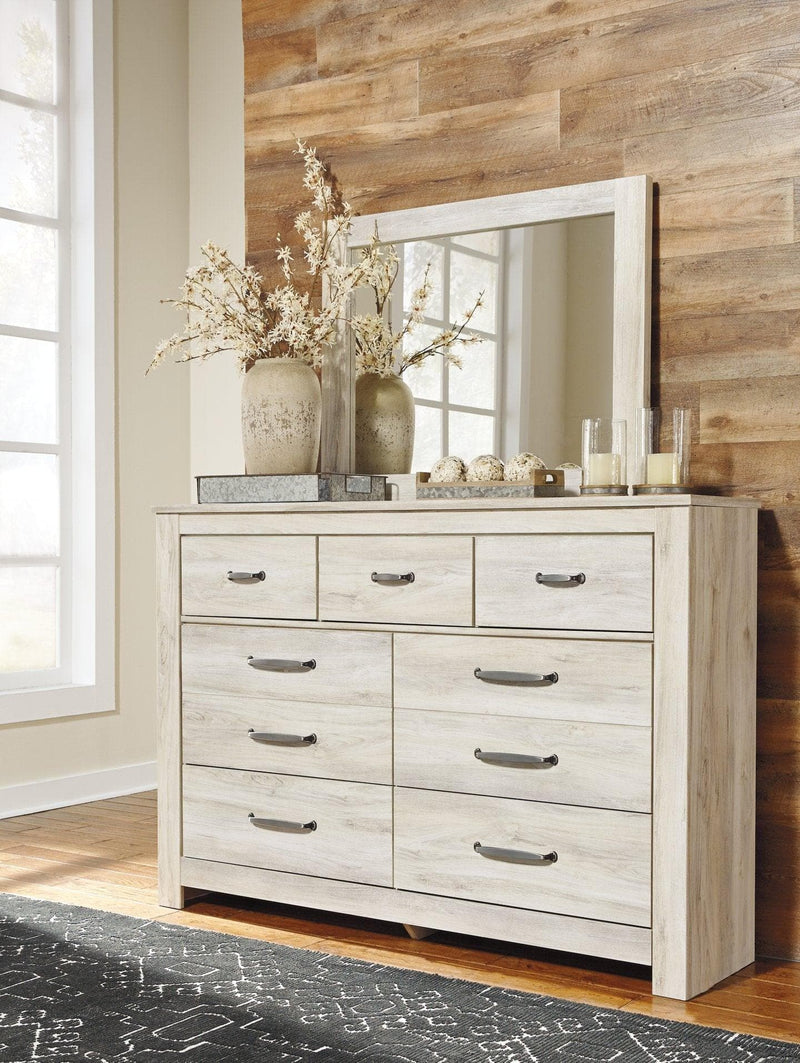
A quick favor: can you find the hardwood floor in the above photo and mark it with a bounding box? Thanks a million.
[1,790,798,1044]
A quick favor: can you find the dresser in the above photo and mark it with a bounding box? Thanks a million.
[156,495,758,1001]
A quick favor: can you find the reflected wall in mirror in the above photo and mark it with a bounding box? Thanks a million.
[325,176,651,479]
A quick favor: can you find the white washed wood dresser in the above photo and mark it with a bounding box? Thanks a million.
[156,495,758,1001]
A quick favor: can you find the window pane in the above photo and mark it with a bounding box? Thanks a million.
[0,99,56,215]
[0,565,57,672]
[402,323,442,402]
[403,242,444,320]
[0,217,57,330]
[0,452,59,555]
[451,231,500,255]
[0,0,56,103]
[412,404,442,472]
[449,411,495,460]
[449,338,496,409]
[0,335,58,443]
[450,251,497,333]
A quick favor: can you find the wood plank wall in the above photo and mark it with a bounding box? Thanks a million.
[241,0,800,960]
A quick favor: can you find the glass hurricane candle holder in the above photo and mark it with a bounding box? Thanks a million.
[580,417,627,495]
[633,407,691,493]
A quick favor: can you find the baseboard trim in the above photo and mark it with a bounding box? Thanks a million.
[0,762,157,819]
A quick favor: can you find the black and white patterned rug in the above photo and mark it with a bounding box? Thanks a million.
[0,893,797,1062]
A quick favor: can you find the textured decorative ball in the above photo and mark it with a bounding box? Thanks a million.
[504,452,547,482]
[466,454,505,481]
[429,455,467,483]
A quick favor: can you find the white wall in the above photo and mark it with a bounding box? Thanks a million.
[188,0,245,483]
[0,0,234,812]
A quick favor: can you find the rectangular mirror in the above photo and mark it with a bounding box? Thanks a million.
[323,175,652,480]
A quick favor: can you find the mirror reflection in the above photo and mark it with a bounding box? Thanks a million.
[373,214,614,472]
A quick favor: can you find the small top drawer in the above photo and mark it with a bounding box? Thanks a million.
[318,535,473,626]
[181,535,317,620]
[475,534,653,632]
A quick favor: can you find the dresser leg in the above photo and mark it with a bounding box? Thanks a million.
[403,923,437,940]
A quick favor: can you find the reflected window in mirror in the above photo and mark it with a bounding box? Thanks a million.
[396,234,502,471]
[390,214,614,471]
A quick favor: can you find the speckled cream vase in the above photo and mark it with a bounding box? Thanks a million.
[241,358,321,474]
[355,372,415,474]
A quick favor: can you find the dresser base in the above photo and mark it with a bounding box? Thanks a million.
[177,856,653,968]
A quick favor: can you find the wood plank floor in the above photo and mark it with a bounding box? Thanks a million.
[1,790,799,1044]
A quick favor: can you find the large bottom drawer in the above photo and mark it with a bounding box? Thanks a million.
[183,765,393,886]
[394,788,651,926]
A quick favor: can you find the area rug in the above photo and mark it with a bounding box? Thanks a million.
[0,894,797,1062]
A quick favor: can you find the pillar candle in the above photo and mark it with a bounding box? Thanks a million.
[587,452,620,485]
[646,452,679,485]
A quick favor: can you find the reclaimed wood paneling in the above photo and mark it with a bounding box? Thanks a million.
[242,0,800,961]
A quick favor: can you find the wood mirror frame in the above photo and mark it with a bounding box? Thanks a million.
[321,175,652,479]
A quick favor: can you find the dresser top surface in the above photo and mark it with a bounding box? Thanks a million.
[155,494,760,515]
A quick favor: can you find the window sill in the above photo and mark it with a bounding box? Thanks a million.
[0,681,116,725]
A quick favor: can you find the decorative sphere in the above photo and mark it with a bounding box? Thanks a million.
[466,454,505,481]
[504,452,547,482]
[429,456,467,483]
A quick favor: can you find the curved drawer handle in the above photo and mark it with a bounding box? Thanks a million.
[227,570,266,583]
[371,571,415,584]
[474,667,558,686]
[248,813,317,833]
[474,748,558,768]
[247,657,316,673]
[535,572,586,587]
[248,729,317,746]
[474,842,558,866]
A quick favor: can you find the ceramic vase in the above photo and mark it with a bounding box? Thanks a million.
[241,358,321,475]
[355,372,415,474]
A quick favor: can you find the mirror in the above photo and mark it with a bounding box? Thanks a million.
[323,176,652,478]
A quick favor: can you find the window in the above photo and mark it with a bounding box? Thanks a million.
[396,233,503,472]
[0,0,114,723]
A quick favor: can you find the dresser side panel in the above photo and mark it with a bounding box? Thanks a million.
[156,513,184,908]
[685,504,757,995]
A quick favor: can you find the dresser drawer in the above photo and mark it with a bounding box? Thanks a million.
[183,695,392,784]
[395,788,651,926]
[395,709,651,812]
[475,534,653,631]
[318,535,472,625]
[181,535,317,619]
[183,765,392,886]
[394,633,652,726]
[182,624,392,707]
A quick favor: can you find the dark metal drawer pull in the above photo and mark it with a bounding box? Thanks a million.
[247,657,316,673]
[248,729,317,746]
[535,572,586,587]
[474,667,558,686]
[227,570,266,583]
[474,748,558,768]
[248,813,317,833]
[474,842,558,865]
[371,571,415,584]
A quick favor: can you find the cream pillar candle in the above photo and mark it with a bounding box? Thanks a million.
[647,451,679,485]
[587,452,620,485]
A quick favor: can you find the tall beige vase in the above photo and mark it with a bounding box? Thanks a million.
[355,372,415,474]
[241,358,321,474]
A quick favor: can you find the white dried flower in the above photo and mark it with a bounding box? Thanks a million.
[148,140,371,375]
[351,234,484,379]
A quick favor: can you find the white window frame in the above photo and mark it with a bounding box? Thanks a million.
[396,234,504,462]
[0,0,115,724]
